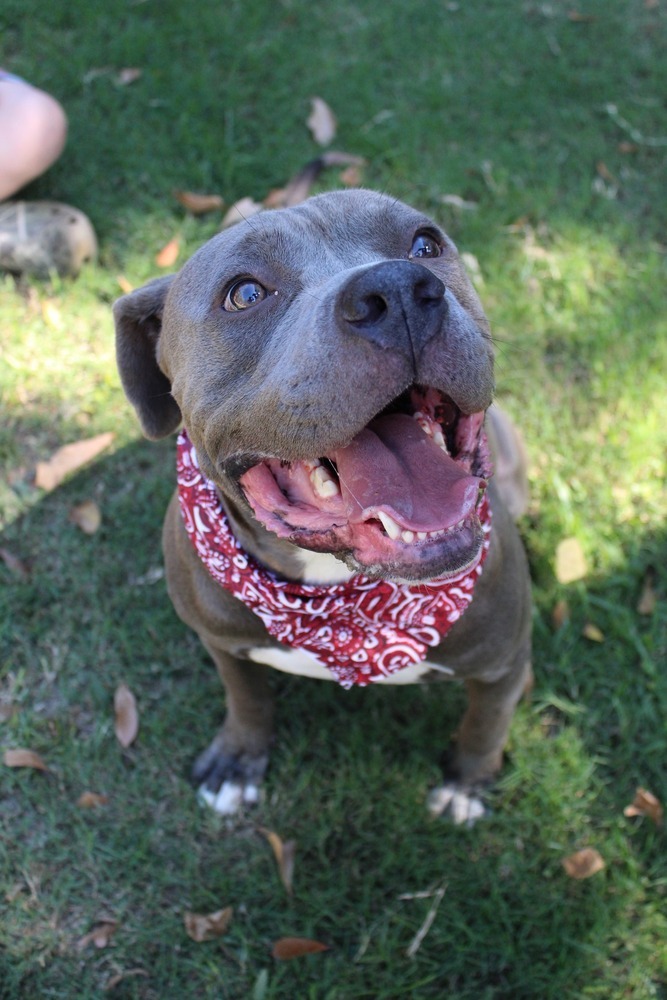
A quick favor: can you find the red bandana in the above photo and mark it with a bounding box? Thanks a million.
[176,431,491,688]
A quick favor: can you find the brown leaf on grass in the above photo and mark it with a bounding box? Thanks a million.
[116,275,134,294]
[271,936,329,960]
[567,11,597,21]
[173,190,224,215]
[114,684,139,748]
[77,791,109,809]
[339,164,364,187]
[637,569,657,616]
[183,906,233,942]
[221,197,264,229]
[307,97,337,146]
[77,919,118,950]
[562,847,605,879]
[34,433,115,492]
[551,598,570,629]
[582,622,605,643]
[618,141,639,154]
[155,237,180,268]
[69,500,102,535]
[555,537,587,584]
[258,826,296,895]
[624,787,663,826]
[4,748,48,771]
[0,547,30,580]
[105,969,148,991]
[117,68,142,85]
[596,161,617,184]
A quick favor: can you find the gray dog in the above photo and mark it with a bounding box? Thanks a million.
[113,190,532,824]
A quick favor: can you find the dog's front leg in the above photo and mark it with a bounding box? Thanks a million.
[429,645,532,826]
[193,643,274,816]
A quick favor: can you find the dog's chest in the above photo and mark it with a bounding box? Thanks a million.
[246,644,452,684]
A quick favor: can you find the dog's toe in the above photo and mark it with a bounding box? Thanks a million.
[427,783,487,827]
[197,779,260,815]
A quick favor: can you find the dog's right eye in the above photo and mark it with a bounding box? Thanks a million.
[223,279,268,312]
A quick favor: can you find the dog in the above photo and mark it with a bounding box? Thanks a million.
[113,189,532,825]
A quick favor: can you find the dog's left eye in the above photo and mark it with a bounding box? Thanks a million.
[223,279,268,311]
[409,233,442,259]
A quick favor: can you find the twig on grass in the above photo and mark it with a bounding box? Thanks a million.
[604,104,667,147]
[403,882,448,958]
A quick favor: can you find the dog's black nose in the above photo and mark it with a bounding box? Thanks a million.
[338,260,447,357]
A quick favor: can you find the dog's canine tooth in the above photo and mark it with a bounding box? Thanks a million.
[310,465,340,499]
[378,511,402,540]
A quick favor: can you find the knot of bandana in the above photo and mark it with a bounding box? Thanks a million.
[176,431,491,688]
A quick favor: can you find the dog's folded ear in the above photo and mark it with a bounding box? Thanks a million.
[113,275,182,440]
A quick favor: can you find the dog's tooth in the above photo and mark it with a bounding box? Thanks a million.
[310,465,340,499]
[417,532,427,541]
[413,411,433,437]
[433,429,449,453]
[378,511,402,540]
[402,530,415,544]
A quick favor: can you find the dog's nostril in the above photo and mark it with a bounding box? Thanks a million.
[414,275,446,308]
[346,292,388,326]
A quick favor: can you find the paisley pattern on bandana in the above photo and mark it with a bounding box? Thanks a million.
[176,430,491,688]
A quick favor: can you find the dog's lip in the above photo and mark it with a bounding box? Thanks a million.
[237,385,491,574]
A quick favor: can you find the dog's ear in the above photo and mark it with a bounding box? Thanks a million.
[113,275,182,440]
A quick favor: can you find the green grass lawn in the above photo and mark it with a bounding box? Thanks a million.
[1,0,666,997]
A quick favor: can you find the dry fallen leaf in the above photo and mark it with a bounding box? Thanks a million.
[221,197,264,229]
[116,275,134,294]
[582,622,605,643]
[155,237,180,268]
[77,919,118,950]
[307,97,337,146]
[258,826,296,895]
[618,141,639,154]
[77,791,109,809]
[183,906,233,942]
[69,500,102,535]
[271,937,329,960]
[596,161,617,184]
[0,547,30,580]
[339,164,364,187]
[105,969,148,991]
[173,190,224,215]
[117,68,142,85]
[552,598,570,629]
[637,569,657,616]
[562,847,605,879]
[555,537,587,584]
[114,684,139,748]
[567,11,597,21]
[34,433,115,492]
[4,748,48,771]
[624,787,663,826]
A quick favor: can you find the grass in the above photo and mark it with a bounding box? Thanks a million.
[1,0,666,996]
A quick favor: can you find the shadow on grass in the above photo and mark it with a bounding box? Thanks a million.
[1,434,665,998]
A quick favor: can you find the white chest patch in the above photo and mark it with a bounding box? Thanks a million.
[293,546,355,584]
[247,645,454,684]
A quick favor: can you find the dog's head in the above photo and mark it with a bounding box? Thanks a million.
[114,189,495,582]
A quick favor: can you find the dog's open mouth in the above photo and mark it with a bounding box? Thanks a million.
[240,385,492,579]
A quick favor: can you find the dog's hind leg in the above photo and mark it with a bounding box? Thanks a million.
[192,645,274,816]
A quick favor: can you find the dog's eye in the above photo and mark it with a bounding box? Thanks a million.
[409,233,442,260]
[223,279,268,311]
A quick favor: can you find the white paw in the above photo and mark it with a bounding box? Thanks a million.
[427,783,486,827]
[197,780,260,816]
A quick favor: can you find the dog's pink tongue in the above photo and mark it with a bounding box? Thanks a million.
[333,413,482,531]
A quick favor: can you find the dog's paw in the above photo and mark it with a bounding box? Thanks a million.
[192,738,268,817]
[427,783,487,827]
[197,780,260,816]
